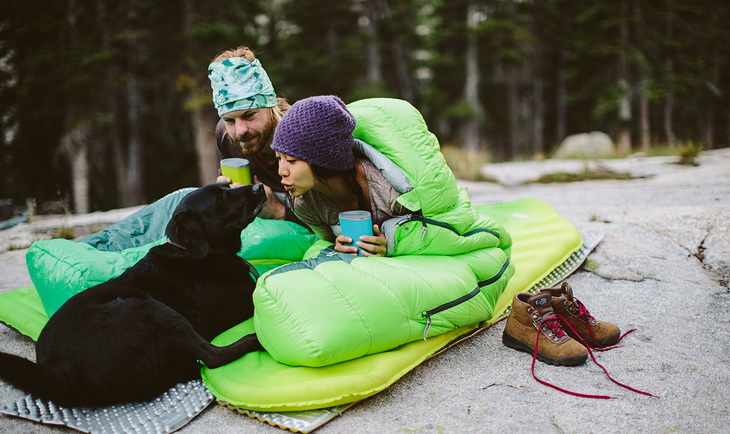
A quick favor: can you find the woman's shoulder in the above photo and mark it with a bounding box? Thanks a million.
[356,156,408,219]
[357,157,393,191]
[356,157,382,179]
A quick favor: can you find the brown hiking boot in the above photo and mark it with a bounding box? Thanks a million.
[541,282,621,348]
[502,292,588,366]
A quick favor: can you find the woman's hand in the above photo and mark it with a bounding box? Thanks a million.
[335,224,387,257]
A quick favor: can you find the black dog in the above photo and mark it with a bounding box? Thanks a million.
[0,183,266,407]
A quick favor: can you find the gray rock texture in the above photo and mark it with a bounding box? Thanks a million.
[553,131,616,159]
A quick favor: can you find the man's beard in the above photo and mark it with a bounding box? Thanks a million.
[235,118,275,155]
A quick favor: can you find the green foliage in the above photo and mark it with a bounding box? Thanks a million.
[52,226,76,240]
[444,99,479,122]
[440,145,493,182]
[678,141,703,158]
[676,141,703,166]
[531,167,635,184]
[347,82,397,102]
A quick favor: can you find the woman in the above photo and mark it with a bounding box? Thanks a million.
[271,95,408,256]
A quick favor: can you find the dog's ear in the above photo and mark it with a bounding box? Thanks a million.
[167,210,209,257]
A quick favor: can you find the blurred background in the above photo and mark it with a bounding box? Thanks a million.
[0,0,727,215]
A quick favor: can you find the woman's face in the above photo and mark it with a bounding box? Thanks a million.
[276,152,316,197]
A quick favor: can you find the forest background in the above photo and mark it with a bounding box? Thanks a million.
[0,0,728,215]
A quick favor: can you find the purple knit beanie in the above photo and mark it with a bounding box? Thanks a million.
[271,95,356,171]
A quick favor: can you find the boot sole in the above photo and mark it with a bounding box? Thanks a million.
[502,331,587,366]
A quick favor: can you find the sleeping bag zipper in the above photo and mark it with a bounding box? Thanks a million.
[382,212,501,256]
[421,258,511,341]
[422,286,481,340]
[410,212,500,239]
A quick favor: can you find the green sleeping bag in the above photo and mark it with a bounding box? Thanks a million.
[348,98,512,257]
[253,243,512,367]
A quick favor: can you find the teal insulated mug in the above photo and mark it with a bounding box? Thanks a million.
[220,158,252,185]
[339,210,373,256]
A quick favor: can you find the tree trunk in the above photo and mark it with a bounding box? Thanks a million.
[111,100,127,203]
[663,0,676,148]
[616,0,632,155]
[62,0,89,214]
[71,144,89,214]
[123,89,142,204]
[639,90,650,153]
[555,47,567,148]
[531,6,544,158]
[663,73,675,148]
[0,117,6,198]
[121,77,144,206]
[375,0,413,102]
[616,78,632,154]
[505,0,521,160]
[193,109,218,184]
[459,0,484,153]
[362,3,383,85]
[114,3,144,207]
[506,65,519,159]
[183,0,219,185]
[63,126,90,214]
[634,1,651,153]
[107,1,144,207]
[703,51,719,149]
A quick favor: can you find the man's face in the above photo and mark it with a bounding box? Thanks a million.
[221,108,276,155]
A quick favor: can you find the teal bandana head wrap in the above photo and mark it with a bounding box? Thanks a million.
[208,57,277,117]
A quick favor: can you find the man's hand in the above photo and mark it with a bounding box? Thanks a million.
[255,176,286,220]
[216,175,232,184]
[217,175,285,220]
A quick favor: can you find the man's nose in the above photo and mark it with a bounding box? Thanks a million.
[235,120,249,136]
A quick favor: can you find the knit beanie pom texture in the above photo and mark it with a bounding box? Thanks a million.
[271,95,356,171]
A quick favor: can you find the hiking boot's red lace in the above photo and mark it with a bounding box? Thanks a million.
[541,282,629,348]
[502,288,658,399]
[502,292,588,366]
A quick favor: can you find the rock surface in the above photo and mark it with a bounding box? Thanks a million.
[553,131,616,159]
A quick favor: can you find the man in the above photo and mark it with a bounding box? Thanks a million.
[208,46,300,224]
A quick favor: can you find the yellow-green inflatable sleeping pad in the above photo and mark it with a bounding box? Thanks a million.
[201,197,582,412]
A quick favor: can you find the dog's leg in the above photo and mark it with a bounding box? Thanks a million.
[198,334,264,369]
